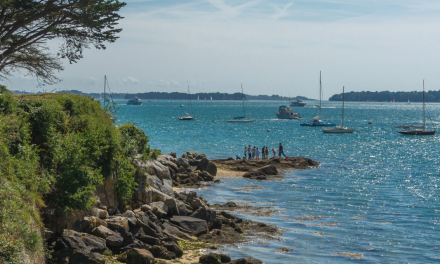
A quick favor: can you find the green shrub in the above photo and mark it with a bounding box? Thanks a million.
[117,123,149,157]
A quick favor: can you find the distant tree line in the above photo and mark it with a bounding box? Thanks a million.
[329,90,440,102]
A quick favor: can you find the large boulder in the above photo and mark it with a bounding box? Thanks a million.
[69,251,105,264]
[91,225,124,248]
[199,253,231,264]
[95,172,118,210]
[104,216,130,234]
[74,216,107,233]
[243,165,278,180]
[126,248,154,264]
[186,151,198,159]
[170,216,208,236]
[52,230,107,262]
[198,171,215,181]
[229,258,264,264]
[150,245,176,259]
[147,175,173,197]
[206,162,217,176]
[176,158,190,168]
[150,201,169,218]
[190,207,216,224]
[163,241,183,258]
[131,159,173,197]
[157,154,177,164]
[258,165,278,175]
[90,208,109,219]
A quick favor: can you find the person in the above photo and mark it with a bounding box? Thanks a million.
[256,148,260,159]
[244,146,247,158]
[279,143,286,158]
[248,145,251,159]
[261,146,265,159]
[272,148,276,157]
[265,147,269,159]
[252,146,256,160]
[236,155,241,160]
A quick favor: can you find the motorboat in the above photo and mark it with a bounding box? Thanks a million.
[178,112,194,120]
[324,86,355,134]
[126,97,142,105]
[290,99,307,107]
[276,105,302,119]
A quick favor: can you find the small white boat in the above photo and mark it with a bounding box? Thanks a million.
[127,97,142,105]
[276,105,302,119]
[179,86,195,121]
[323,86,355,134]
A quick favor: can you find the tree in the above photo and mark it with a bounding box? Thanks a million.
[0,0,126,85]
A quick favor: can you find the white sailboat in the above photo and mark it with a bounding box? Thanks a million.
[323,86,355,133]
[179,86,194,120]
[210,96,212,101]
[227,84,255,123]
[197,95,199,101]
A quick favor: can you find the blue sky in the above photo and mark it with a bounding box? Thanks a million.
[7,0,440,98]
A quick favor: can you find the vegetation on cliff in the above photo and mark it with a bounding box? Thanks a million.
[0,91,152,263]
[329,90,440,102]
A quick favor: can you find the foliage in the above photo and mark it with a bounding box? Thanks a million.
[0,93,153,263]
[0,85,12,94]
[329,89,440,102]
[0,0,126,85]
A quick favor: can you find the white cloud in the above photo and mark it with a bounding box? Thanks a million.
[269,2,293,20]
[119,77,139,85]
[86,77,96,85]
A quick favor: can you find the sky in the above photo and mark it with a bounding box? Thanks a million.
[6,0,440,99]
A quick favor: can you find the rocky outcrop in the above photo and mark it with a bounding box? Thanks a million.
[243,165,278,180]
[170,216,208,236]
[126,248,154,264]
[213,156,319,171]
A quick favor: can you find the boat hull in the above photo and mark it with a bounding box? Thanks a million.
[276,114,302,120]
[398,130,435,135]
[178,116,194,120]
[323,127,355,133]
[227,119,255,123]
[126,102,142,105]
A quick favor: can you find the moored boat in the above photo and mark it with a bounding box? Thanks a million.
[227,84,255,123]
[276,105,302,119]
[323,86,355,134]
[290,99,307,107]
[126,97,142,105]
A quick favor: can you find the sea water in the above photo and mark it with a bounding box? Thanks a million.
[116,99,440,263]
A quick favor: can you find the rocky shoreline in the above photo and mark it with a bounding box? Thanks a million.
[45,151,319,264]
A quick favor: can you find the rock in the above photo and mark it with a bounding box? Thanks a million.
[169,152,176,158]
[91,225,124,248]
[234,227,243,233]
[235,166,250,171]
[138,187,173,205]
[214,179,221,183]
[186,151,198,159]
[181,154,187,158]
[198,171,214,181]
[126,248,154,264]
[157,154,177,164]
[135,218,164,239]
[225,202,237,207]
[124,205,133,213]
[147,175,173,197]
[91,208,109,219]
[220,211,236,219]
[96,172,118,210]
[150,201,169,215]
[187,166,197,172]
[163,241,183,258]
[141,204,152,212]
[74,216,107,233]
[177,166,188,174]
[170,216,208,236]
[199,253,231,264]
[209,219,222,230]
[161,161,178,173]
[229,258,263,264]
[176,158,190,168]
[122,210,137,219]
[258,165,278,175]
[185,191,198,203]
[227,156,234,160]
[150,245,176,259]
[69,251,105,264]
[176,201,189,216]
[191,198,207,211]
[52,230,106,262]
[163,198,180,216]
[105,216,130,234]
[119,240,150,253]
[190,207,216,224]
[195,153,207,160]
[138,235,160,245]
[116,252,127,263]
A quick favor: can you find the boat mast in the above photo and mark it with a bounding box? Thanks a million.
[241,83,246,118]
[342,86,345,127]
[319,71,322,117]
[103,75,106,104]
[423,80,425,131]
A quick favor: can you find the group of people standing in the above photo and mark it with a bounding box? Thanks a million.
[239,143,286,160]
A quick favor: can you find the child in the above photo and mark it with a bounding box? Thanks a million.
[272,148,276,157]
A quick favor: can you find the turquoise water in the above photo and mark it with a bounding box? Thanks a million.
[115,99,440,263]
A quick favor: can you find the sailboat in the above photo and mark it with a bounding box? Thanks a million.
[179,86,194,120]
[210,96,212,101]
[197,95,199,101]
[227,84,255,123]
[301,71,335,127]
[398,80,435,135]
[323,86,355,133]
[103,75,117,122]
